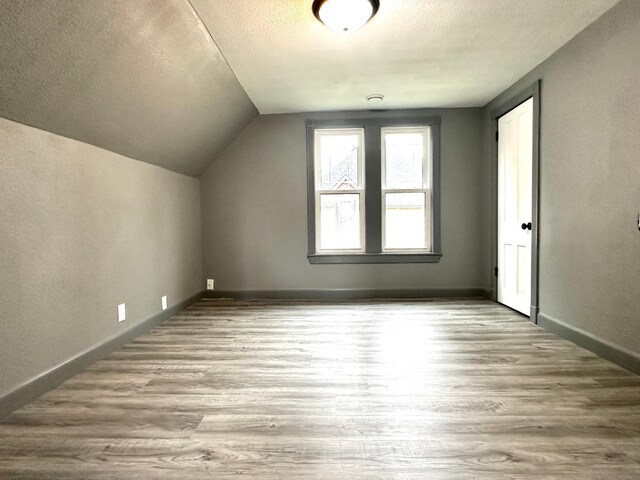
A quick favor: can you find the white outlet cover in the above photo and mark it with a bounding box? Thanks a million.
[117,303,126,322]
[207,279,214,290]
[161,295,168,311]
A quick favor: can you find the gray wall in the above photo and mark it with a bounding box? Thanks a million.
[0,118,203,397]
[0,0,258,177]
[200,109,488,291]
[483,0,640,353]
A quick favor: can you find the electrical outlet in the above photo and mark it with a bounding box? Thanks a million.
[161,295,168,311]
[207,279,215,290]
[117,303,126,322]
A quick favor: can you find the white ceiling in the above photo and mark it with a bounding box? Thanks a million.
[192,0,620,114]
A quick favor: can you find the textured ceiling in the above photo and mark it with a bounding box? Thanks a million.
[0,0,257,176]
[0,0,620,173]
[193,0,620,113]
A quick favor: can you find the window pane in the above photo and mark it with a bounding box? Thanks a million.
[319,194,361,250]
[319,133,360,190]
[384,132,424,189]
[385,192,427,249]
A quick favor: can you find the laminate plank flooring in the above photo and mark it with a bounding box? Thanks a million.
[1,298,640,479]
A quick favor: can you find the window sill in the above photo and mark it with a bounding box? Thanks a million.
[307,253,442,264]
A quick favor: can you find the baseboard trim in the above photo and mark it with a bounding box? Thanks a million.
[538,312,640,376]
[0,291,203,420]
[203,288,491,300]
[530,305,540,325]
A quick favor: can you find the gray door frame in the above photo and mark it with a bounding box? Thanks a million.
[489,80,541,324]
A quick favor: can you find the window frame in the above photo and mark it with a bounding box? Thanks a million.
[314,128,366,254]
[380,126,432,253]
[306,116,442,265]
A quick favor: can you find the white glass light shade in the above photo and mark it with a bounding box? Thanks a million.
[313,0,379,33]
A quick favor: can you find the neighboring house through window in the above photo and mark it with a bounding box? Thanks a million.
[306,116,442,264]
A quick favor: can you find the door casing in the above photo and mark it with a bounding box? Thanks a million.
[490,80,541,324]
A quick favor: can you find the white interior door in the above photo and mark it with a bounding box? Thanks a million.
[498,98,533,316]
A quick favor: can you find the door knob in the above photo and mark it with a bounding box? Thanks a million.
[521,222,532,230]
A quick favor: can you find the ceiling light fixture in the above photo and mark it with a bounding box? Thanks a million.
[312,0,380,34]
[366,94,384,103]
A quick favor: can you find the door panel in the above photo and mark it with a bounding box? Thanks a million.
[498,98,533,315]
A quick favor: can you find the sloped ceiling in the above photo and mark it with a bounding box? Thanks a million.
[192,0,620,113]
[0,1,621,174]
[0,0,258,177]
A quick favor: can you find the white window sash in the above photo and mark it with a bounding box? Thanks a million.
[381,126,432,252]
[381,188,432,252]
[314,128,366,253]
[315,190,366,253]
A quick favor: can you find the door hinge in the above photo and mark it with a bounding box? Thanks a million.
[495,266,498,277]
[495,131,499,142]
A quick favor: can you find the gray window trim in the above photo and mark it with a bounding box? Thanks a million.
[306,116,442,265]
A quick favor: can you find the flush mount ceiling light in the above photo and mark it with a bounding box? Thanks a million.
[312,0,380,33]
[366,94,384,103]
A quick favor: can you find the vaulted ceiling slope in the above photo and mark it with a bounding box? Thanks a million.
[0,0,258,177]
[194,0,620,113]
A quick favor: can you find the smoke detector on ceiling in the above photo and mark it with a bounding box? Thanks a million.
[366,94,384,103]
[312,0,380,33]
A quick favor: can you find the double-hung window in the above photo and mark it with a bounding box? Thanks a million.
[314,129,365,252]
[381,127,431,251]
[307,116,441,264]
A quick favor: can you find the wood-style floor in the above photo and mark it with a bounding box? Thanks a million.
[1,298,640,479]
